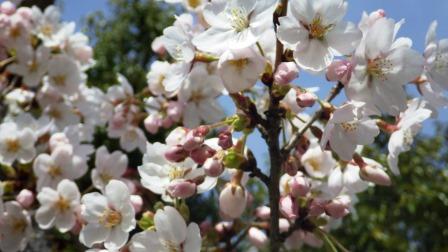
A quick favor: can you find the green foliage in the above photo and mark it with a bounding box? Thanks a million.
[333,127,448,252]
[84,0,174,91]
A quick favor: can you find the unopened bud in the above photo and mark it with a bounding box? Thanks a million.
[325,195,351,219]
[130,195,143,214]
[296,91,317,108]
[183,127,208,151]
[279,195,299,220]
[308,199,325,217]
[288,175,310,197]
[326,60,353,85]
[255,206,271,220]
[203,157,224,177]
[151,36,166,55]
[167,180,197,199]
[248,227,268,249]
[219,183,246,219]
[167,101,182,122]
[190,144,216,165]
[283,156,299,176]
[144,114,162,134]
[0,1,15,15]
[16,189,34,208]
[218,130,233,150]
[138,211,155,230]
[274,62,299,85]
[360,165,392,186]
[164,145,188,162]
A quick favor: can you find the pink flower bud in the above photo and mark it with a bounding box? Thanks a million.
[151,36,166,55]
[183,126,208,151]
[0,1,15,15]
[283,156,299,176]
[190,144,216,165]
[255,206,271,220]
[279,218,290,233]
[203,157,224,177]
[248,227,268,249]
[308,199,325,217]
[296,91,317,108]
[218,130,233,150]
[199,219,213,235]
[279,195,299,220]
[303,231,324,248]
[144,114,162,134]
[274,62,299,85]
[167,101,182,122]
[360,165,392,186]
[109,113,127,131]
[167,180,197,198]
[164,145,188,162]
[326,60,353,85]
[161,117,173,128]
[219,183,246,219]
[16,189,34,208]
[288,175,310,197]
[130,195,143,214]
[214,221,233,235]
[324,195,351,219]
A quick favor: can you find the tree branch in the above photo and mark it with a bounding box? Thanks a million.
[282,82,344,154]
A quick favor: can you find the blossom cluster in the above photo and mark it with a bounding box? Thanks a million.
[0,0,447,251]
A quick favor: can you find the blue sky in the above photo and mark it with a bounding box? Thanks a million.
[57,0,448,169]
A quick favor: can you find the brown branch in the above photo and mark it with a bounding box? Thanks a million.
[282,82,344,154]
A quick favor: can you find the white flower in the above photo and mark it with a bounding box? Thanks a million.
[217,47,265,93]
[387,99,431,175]
[424,20,448,90]
[91,146,128,192]
[0,121,36,165]
[129,206,201,252]
[31,5,62,47]
[147,61,174,97]
[106,74,134,103]
[178,64,224,127]
[7,45,50,87]
[44,54,83,95]
[277,0,361,73]
[219,183,247,218]
[301,139,336,178]
[192,0,278,54]
[4,88,35,114]
[326,163,369,198]
[321,101,379,161]
[33,145,85,190]
[138,142,217,201]
[420,21,448,110]
[80,180,136,250]
[346,18,424,115]
[44,102,80,130]
[0,201,33,252]
[35,179,80,232]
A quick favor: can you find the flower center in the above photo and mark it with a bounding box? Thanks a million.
[228,58,249,73]
[10,26,21,38]
[41,24,54,37]
[168,167,187,181]
[48,108,62,119]
[99,208,122,228]
[308,158,321,171]
[5,138,21,153]
[434,52,448,72]
[52,75,66,86]
[187,0,201,8]
[307,16,332,40]
[100,172,114,184]
[48,165,62,178]
[366,58,392,81]
[161,239,181,252]
[340,122,358,132]
[54,196,71,212]
[403,128,414,147]
[11,218,27,234]
[230,8,249,33]
[28,59,39,72]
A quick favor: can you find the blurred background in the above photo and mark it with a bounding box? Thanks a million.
[12,0,448,251]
